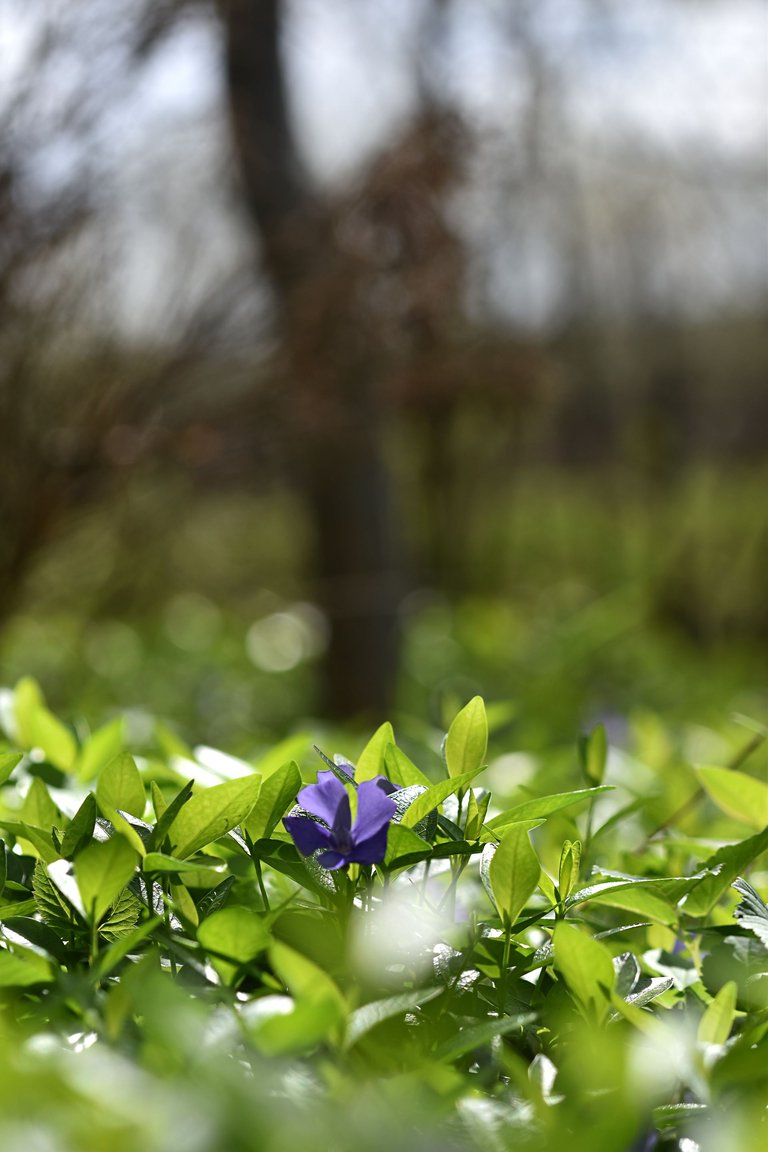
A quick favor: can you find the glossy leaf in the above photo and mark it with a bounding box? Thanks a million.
[488,821,541,927]
[355,722,395,783]
[399,767,486,829]
[698,981,738,1046]
[169,773,261,858]
[245,760,300,842]
[96,753,146,820]
[75,834,138,924]
[444,696,487,780]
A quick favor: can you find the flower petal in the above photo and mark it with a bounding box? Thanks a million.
[297,771,347,826]
[375,777,398,796]
[348,824,390,866]
[284,814,333,857]
[317,849,348,870]
[351,779,397,845]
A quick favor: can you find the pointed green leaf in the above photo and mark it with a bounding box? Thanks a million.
[0,946,55,987]
[698,981,738,1046]
[558,840,581,901]
[445,696,488,780]
[433,1012,537,1063]
[579,724,608,786]
[355,722,396,783]
[683,826,768,917]
[148,779,195,851]
[488,821,541,927]
[484,787,613,833]
[400,767,485,829]
[76,718,125,782]
[1,821,58,863]
[384,743,432,790]
[21,777,60,830]
[344,986,444,1050]
[245,760,300,842]
[383,823,431,867]
[0,752,23,786]
[75,834,138,925]
[553,921,615,1025]
[96,753,146,819]
[696,765,768,830]
[60,793,97,859]
[169,774,261,859]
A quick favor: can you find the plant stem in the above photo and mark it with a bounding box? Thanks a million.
[499,921,512,1015]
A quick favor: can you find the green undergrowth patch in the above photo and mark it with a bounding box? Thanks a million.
[0,678,767,1151]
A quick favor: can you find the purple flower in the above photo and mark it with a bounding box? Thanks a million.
[284,770,397,870]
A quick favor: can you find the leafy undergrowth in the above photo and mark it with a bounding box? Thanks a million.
[0,679,767,1152]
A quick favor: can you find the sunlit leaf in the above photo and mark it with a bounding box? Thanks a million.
[444,696,487,780]
[169,773,261,858]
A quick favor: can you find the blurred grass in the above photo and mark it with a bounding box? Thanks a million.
[1,464,765,756]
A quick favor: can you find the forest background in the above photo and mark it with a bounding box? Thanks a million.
[1,0,766,758]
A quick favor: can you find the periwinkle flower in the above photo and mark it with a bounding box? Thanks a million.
[284,770,397,870]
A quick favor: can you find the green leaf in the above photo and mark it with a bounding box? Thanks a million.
[444,696,487,780]
[246,940,347,1053]
[96,887,142,941]
[0,752,23,786]
[683,826,768,917]
[0,840,5,899]
[197,906,270,982]
[33,861,84,931]
[696,765,768,830]
[60,793,97,859]
[75,835,138,924]
[96,753,146,820]
[383,823,431,867]
[698,981,738,1046]
[399,767,485,829]
[579,724,608,786]
[0,916,70,964]
[0,945,55,987]
[355,722,395,783]
[21,777,60,832]
[13,677,76,769]
[95,915,163,979]
[432,1012,537,1062]
[244,760,300,842]
[147,779,195,851]
[154,720,193,760]
[488,822,541,927]
[75,718,125,782]
[484,787,613,833]
[585,884,679,927]
[142,851,226,881]
[1,821,58,863]
[464,788,490,841]
[270,940,345,1015]
[169,773,261,859]
[14,678,76,771]
[553,921,615,1025]
[245,996,341,1057]
[558,840,581,902]
[384,744,432,789]
[344,987,444,1050]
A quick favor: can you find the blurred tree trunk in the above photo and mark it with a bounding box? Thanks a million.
[219,0,402,720]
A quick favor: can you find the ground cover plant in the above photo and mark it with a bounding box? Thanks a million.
[0,678,767,1151]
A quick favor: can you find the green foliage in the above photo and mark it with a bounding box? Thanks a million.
[0,677,767,1151]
